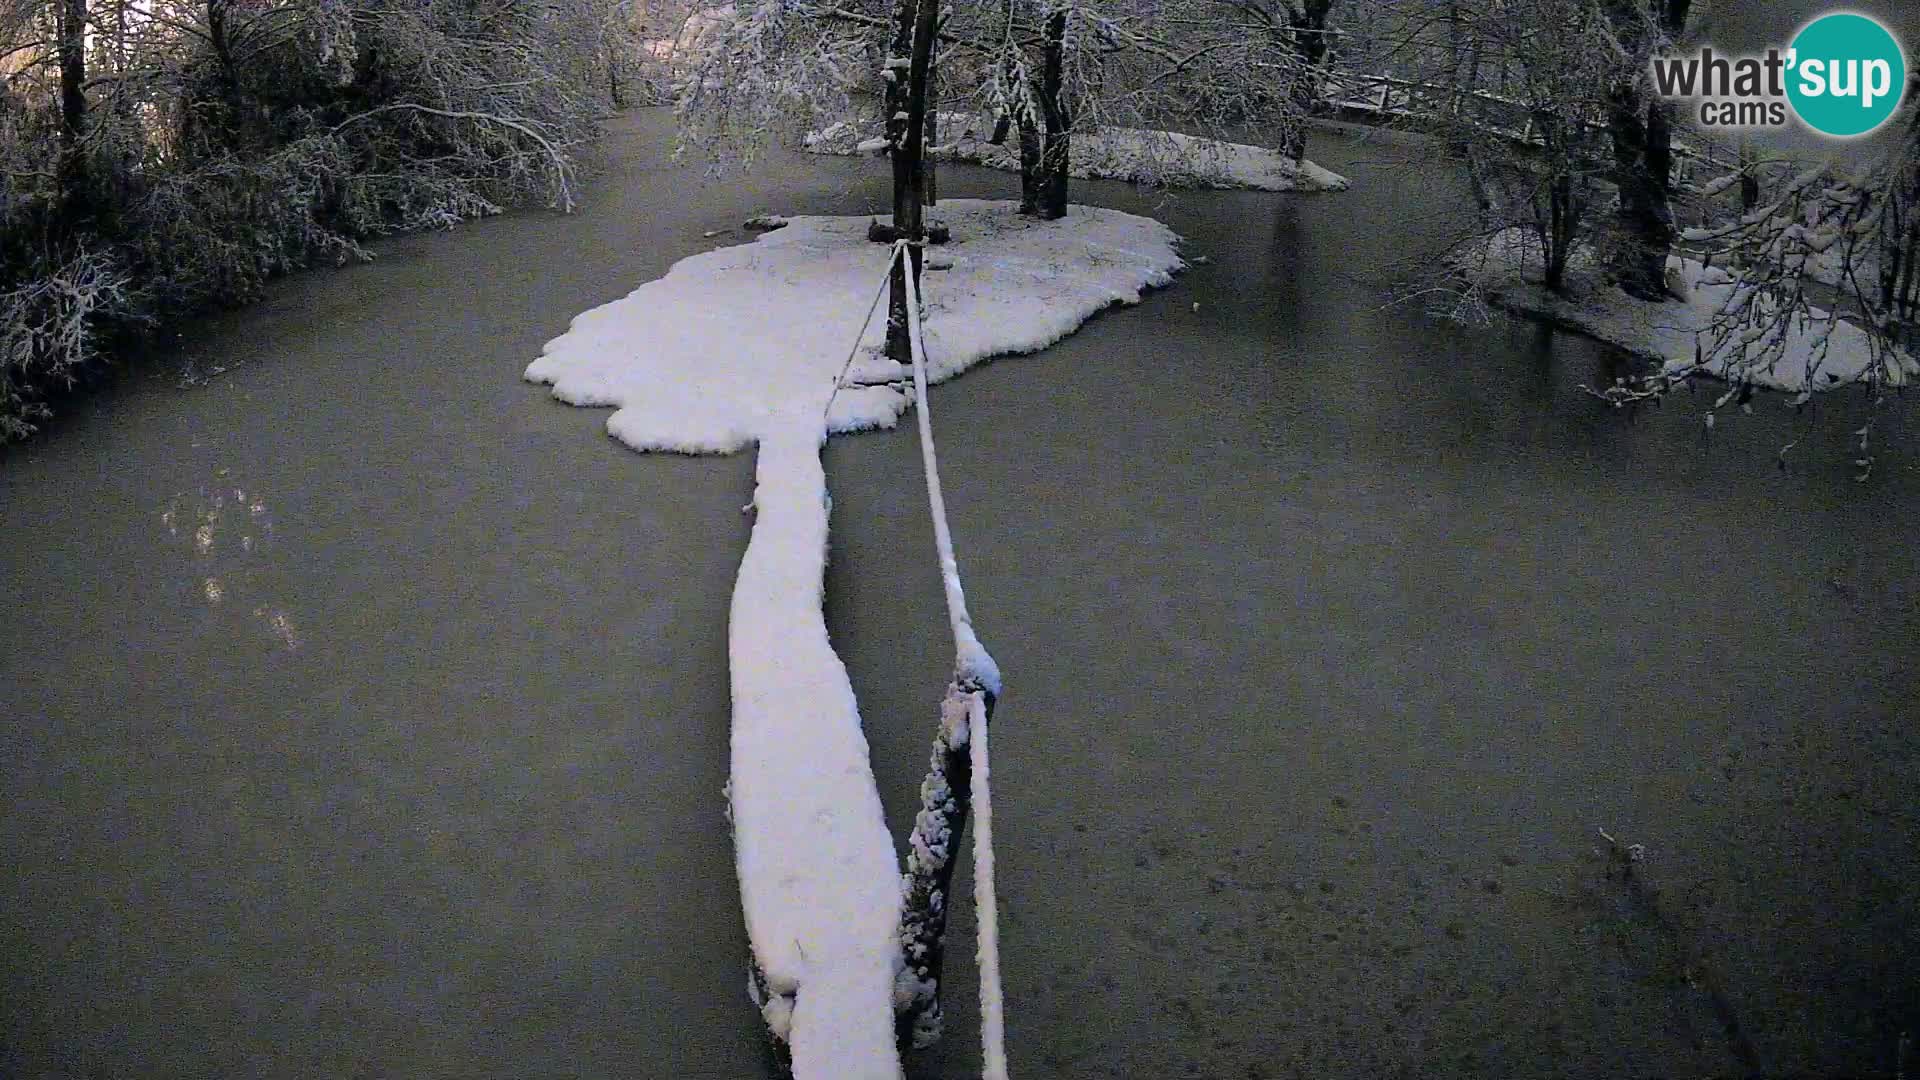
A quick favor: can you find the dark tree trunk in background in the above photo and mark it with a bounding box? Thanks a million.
[1886,208,1917,325]
[923,47,938,206]
[1546,172,1575,292]
[1737,139,1759,210]
[885,0,940,363]
[208,0,236,87]
[1034,7,1069,220]
[56,0,88,222]
[1885,118,1920,326]
[1016,117,1043,214]
[1606,84,1674,299]
[607,45,625,108]
[1445,0,1489,211]
[885,0,913,214]
[902,0,938,214]
[884,0,915,362]
[206,0,249,137]
[1536,111,1577,293]
[1282,0,1335,162]
[1604,0,1691,301]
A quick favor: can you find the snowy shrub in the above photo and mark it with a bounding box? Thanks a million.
[0,247,137,440]
[0,0,629,439]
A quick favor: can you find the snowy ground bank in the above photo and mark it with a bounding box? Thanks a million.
[806,113,1351,193]
[525,200,1183,1079]
[1458,227,1915,393]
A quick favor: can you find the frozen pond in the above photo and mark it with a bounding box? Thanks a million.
[3,109,1916,1078]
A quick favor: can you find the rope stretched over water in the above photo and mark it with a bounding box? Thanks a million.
[820,259,897,428]
[895,241,1011,1080]
[965,689,1008,1080]
[896,245,988,667]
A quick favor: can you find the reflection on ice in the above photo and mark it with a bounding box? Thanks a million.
[159,470,300,651]
[256,606,299,651]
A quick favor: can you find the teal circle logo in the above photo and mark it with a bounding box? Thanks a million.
[1786,13,1907,137]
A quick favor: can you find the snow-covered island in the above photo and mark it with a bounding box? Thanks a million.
[525,200,1181,1079]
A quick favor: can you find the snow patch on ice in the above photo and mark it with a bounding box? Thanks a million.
[1458,227,1915,393]
[806,113,1351,193]
[527,201,1184,450]
[729,425,902,1078]
[525,199,1182,1079]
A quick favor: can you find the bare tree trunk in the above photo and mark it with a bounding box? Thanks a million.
[208,0,235,83]
[1607,85,1675,300]
[1891,209,1920,325]
[885,0,916,362]
[1282,0,1334,162]
[1463,147,1493,215]
[1445,0,1485,190]
[203,0,260,150]
[56,0,88,222]
[923,46,938,206]
[607,43,625,108]
[111,0,129,77]
[1444,0,1464,137]
[1547,171,1574,292]
[1887,119,1920,325]
[902,0,938,212]
[885,0,940,362]
[885,0,914,214]
[1737,138,1759,211]
[1036,6,1069,220]
[1534,109,1576,293]
[1883,201,1904,319]
[1604,0,1690,301]
[1016,117,1043,214]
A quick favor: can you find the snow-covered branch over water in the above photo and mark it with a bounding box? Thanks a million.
[1456,227,1917,395]
[525,200,1181,1077]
